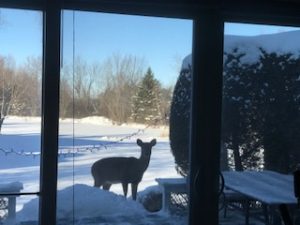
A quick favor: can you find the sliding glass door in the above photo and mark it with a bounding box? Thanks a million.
[57,10,193,225]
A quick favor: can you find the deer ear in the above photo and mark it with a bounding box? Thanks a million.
[150,139,157,146]
[137,139,143,146]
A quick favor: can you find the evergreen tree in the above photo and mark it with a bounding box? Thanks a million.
[170,48,300,175]
[131,68,161,125]
[223,48,300,173]
[169,65,192,176]
[254,49,300,173]
[222,49,262,171]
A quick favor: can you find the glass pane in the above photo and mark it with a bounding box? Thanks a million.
[0,8,42,224]
[219,23,300,224]
[58,10,192,225]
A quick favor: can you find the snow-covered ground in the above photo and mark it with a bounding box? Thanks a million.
[0,116,185,225]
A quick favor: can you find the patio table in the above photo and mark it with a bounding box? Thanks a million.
[222,170,297,225]
[155,178,187,212]
[0,182,23,219]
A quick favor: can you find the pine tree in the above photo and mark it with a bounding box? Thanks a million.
[131,68,161,125]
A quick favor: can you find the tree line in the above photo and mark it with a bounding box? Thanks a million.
[0,54,173,128]
[0,56,41,118]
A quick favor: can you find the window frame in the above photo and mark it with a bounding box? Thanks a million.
[39,1,61,225]
[1,1,300,225]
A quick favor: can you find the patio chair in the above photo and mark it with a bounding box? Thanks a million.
[219,172,252,223]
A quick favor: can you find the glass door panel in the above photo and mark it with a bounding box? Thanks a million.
[58,10,192,225]
[219,22,300,224]
[0,8,42,224]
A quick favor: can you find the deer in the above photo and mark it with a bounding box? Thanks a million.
[91,138,156,200]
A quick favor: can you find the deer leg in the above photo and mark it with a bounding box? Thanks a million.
[131,183,138,200]
[103,183,111,191]
[94,179,102,188]
[122,183,128,197]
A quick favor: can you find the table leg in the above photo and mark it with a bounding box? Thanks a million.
[162,189,171,212]
[263,204,270,225]
[7,196,16,219]
[244,199,250,225]
[279,204,293,225]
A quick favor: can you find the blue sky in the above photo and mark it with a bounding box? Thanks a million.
[0,8,300,86]
[224,23,300,36]
[62,10,192,86]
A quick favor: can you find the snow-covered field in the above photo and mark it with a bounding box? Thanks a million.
[0,116,185,225]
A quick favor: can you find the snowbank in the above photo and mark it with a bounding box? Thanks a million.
[225,31,300,64]
[0,181,23,192]
[17,184,148,222]
[16,184,189,225]
[4,116,42,123]
[74,116,113,126]
[182,30,300,68]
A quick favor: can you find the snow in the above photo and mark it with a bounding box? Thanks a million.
[156,178,186,185]
[183,30,300,67]
[0,182,23,192]
[0,116,184,225]
[181,54,192,70]
[18,184,149,222]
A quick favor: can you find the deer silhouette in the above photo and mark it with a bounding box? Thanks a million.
[91,138,156,200]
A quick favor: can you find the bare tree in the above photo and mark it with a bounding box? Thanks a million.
[0,55,43,133]
[98,54,145,124]
[72,58,102,117]
[58,54,144,121]
[19,56,42,116]
[0,56,17,119]
[60,57,103,118]
[0,57,25,131]
[60,65,73,118]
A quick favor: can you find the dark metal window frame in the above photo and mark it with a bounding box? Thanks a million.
[1,1,300,225]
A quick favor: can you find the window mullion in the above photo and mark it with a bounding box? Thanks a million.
[189,12,224,225]
[39,1,61,225]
